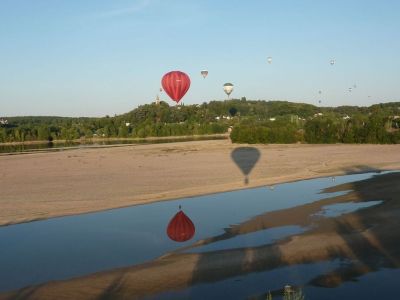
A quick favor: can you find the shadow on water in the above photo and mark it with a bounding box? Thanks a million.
[1,171,400,300]
[185,171,400,298]
[231,147,261,185]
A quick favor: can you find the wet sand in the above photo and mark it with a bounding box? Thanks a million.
[0,140,399,226]
[1,171,399,300]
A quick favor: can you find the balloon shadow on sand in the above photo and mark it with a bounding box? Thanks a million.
[231,147,261,185]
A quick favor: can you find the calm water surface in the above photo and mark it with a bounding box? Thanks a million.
[0,171,398,299]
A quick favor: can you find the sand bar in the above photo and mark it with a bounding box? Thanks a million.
[0,140,399,226]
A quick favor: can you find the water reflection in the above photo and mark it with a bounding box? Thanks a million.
[1,171,399,300]
[231,147,261,184]
[167,206,195,242]
[314,200,382,218]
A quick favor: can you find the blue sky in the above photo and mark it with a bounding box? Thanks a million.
[1,0,399,117]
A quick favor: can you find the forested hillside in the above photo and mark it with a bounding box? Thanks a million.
[1,99,400,144]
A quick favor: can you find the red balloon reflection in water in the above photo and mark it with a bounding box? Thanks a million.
[167,207,195,242]
[161,71,191,104]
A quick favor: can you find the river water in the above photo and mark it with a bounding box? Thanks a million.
[0,171,398,299]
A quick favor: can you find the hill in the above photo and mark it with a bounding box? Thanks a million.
[1,99,400,144]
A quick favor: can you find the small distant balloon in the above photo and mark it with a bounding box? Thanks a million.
[349,87,352,92]
[318,100,322,104]
[353,84,357,88]
[267,56,272,64]
[330,59,335,66]
[167,206,195,242]
[223,83,234,98]
[318,90,322,95]
[201,70,208,79]
[159,87,163,93]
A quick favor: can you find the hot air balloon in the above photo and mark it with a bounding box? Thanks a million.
[318,100,322,104]
[349,87,352,92]
[353,84,357,88]
[223,83,234,98]
[330,59,335,66]
[267,56,272,64]
[167,206,195,242]
[231,147,261,185]
[201,70,208,78]
[159,87,163,93]
[161,71,191,104]
[318,90,322,95]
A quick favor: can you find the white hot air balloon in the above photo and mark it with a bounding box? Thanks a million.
[223,83,234,98]
[201,70,208,78]
[330,59,335,66]
[267,56,272,64]
[349,87,352,92]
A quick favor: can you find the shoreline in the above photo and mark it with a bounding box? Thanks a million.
[0,133,229,147]
[1,171,399,299]
[1,140,400,227]
[0,169,394,228]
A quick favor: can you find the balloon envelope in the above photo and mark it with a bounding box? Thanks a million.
[161,71,191,103]
[223,83,234,96]
[267,57,272,64]
[167,210,195,242]
[201,70,208,78]
[330,59,335,65]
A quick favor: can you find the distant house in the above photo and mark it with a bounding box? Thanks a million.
[343,115,350,120]
[125,122,131,127]
[269,118,276,121]
[215,116,220,120]
[313,113,324,117]
[0,119,8,125]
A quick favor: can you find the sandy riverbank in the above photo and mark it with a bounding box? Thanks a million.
[0,140,399,226]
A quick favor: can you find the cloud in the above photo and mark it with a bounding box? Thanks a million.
[92,0,153,19]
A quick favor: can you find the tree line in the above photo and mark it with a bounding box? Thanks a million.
[1,99,400,144]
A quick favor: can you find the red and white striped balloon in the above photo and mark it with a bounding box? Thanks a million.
[161,71,191,104]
